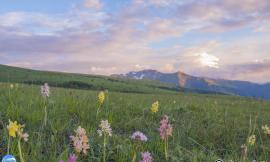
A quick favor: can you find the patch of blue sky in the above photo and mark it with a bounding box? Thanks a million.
[0,0,80,14]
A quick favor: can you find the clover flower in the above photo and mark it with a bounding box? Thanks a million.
[70,126,90,155]
[262,125,270,135]
[247,135,256,146]
[41,83,50,98]
[140,151,153,162]
[97,120,112,137]
[159,115,173,140]
[131,131,148,142]
[98,91,105,105]
[150,101,159,113]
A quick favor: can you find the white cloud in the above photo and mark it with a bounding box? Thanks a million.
[198,52,220,69]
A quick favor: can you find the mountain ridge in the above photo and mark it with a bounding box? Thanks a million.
[113,69,270,99]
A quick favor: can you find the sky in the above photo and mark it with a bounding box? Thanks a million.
[0,0,270,83]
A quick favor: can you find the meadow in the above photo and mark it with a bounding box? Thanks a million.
[0,82,270,162]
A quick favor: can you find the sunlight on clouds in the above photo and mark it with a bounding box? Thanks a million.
[198,52,220,68]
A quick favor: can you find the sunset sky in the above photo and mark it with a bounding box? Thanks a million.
[0,0,270,83]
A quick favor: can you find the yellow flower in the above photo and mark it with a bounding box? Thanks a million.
[151,101,159,113]
[262,125,270,135]
[98,91,105,105]
[7,120,19,138]
[247,134,256,146]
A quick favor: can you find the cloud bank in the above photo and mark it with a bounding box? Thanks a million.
[0,0,270,83]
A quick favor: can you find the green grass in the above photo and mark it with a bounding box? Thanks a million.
[0,64,180,94]
[0,83,269,161]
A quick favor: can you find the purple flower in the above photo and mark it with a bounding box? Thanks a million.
[41,83,50,98]
[59,154,77,162]
[68,154,77,162]
[140,151,152,162]
[131,131,148,142]
[159,115,173,140]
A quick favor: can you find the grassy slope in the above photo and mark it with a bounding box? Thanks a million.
[0,64,178,94]
[0,84,269,161]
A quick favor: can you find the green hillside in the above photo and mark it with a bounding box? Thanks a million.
[0,64,179,94]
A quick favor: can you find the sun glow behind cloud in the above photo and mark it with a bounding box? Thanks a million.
[198,53,220,68]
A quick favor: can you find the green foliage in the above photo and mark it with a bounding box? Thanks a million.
[0,83,270,161]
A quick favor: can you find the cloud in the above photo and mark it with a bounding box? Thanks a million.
[217,60,270,83]
[0,0,270,83]
[198,52,220,68]
[84,0,103,9]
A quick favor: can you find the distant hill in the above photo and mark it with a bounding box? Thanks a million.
[114,69,270,99]
[0,64,179,94]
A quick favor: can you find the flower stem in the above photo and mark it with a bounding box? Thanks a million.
[18,139,25,162]
[44,105,47,127]
[164,138,168,162]
[103,135,106,162]
[7,136,10,154]
[131,151,136,162]
[96,104,101,119]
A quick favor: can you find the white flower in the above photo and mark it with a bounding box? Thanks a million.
[41,83,50,98]
[97,120,112,137]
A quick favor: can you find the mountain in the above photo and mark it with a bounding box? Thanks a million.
[114,69,270,100]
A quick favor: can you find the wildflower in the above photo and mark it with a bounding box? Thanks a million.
[17,128,29,142]
[41,83,50,126]
[6,121,28,162]
[159,115,173,161]
[70,126,90,155]
[140,152,152,162]
[150,101,159,113]
[10,84,14,89]
[68,154,77,162]
[98,91,105,105]
[41,83,50,98]
[97,120,112,137]
[262,125,270,135]
[97,120,112,162]
[131,131,148,142]
[59,154,77,162]
[241,144,248,161]
[2,155,16,162]
[159,115,173,140]
[247,135,256,146]
[7,120,19,138]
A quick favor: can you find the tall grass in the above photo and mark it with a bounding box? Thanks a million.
[0,83,269,161]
